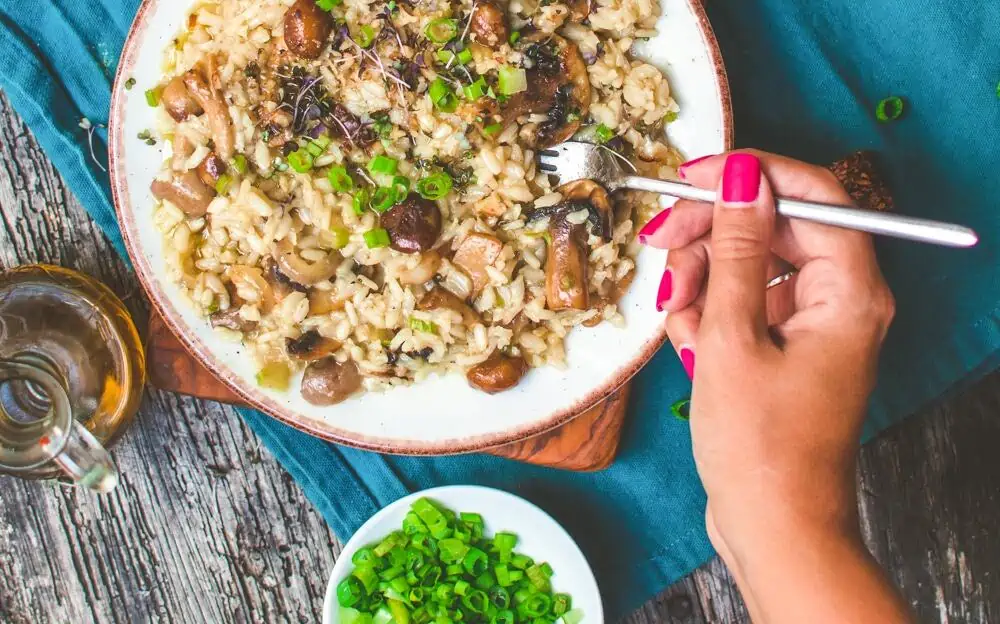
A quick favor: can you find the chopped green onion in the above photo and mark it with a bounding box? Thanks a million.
[316,0,341,9]
[498,66,527,95]
[368,154,399,175]
[307,135,331,157]
[510,554,533,570]
[331,226,350,249]
[145,87,162,107]
[328,166,355,192]
[215,174,233,195]
[436,49,471,66]
[493,532,517,562]
[429,78,459,113]
[358,24,377,48]
[663,110,679,124]
[458,48,473,64]
[875,96,904,123]
[463,78,488,100]
[482,123,503,136]
[390,175,411,202]
[124,77,136,90]
[416,173,453,200]
[408,317,438,334]
[425,18,459,43]
[288,149,314,172]
[364,228,391,248]
[353,188,370,215]
[371,186,397,213]
[231,154,248,174]
[670,398,691,421]
[594,124,614,144]
[508,31,521,45]
[552,594,571,617]
[337,576,365,607]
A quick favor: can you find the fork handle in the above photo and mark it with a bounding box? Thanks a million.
[621,176,978,248]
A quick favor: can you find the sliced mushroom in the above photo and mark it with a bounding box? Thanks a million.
[182,67,235,160]
[161,75,204,122]
[398,251,442,285]
[418,286,482,326]
[503,34,591,148]
[466,351,528,394]
[469,0,509,48]
[301,357,363,406]
[209,309,257,332]
[381,194,443,254]
[273,239,341,286]
[150,171,215,217]
[452,232,503,295]
[283,0,334,60]
[529,180,612,310]
[197,152,227,187]
[286,330,342,361]
[567,0,591,21]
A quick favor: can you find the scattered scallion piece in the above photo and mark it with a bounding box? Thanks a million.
[215,174,232,195]
[368,154,399,175]
[508,31,521,45]
[336,498,579,624]
[389,175,411,202]
[594,124,614,144]
[463,77,488,100]
[231,154,248,174]
[497,66,527,95]
[288,148,314,173]
[328,166,355,192]
[145,87,162,107]
[482,123,503,136]
[875,96,904,123]
[331,226,350,249]
[255,362,290,391]
[307,135,331,157]
[458,48,473,64]
[670,398,691,421]
[353,189,370,215]
[124,77,136,90]
[370,186,397,213]
[408,317,438,333]
[316,0,341,10]
[356,24,376,48]
[428,78,459,113]
[363,228,391,249]
[425,18,459,43]
[416,172,453,200]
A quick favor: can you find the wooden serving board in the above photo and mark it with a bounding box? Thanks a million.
[146,151,892,471]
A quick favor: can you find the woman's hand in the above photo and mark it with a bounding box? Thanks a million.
[640,151,911,623]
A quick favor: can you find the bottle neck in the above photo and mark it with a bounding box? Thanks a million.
[0,355,73,471]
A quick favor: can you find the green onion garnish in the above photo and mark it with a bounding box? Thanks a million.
[287,149,314,173]
[307,135,331,157]
[428,78,459,113]
[353,189,370,215]
[463,77,488,100]
[231,154,248,174]
[458,48,473,64]
[370,186,397,213]
[363,228,391,248]
[875,96,904,123]
[215,174,232,195]
[337,498,578,624]
[367,154,399,176]
[389,175,411,202]
[670,398,691,421]
[356,24,376,48]
[409,317,438,333]
[482,123,503,136]
[416,172,453,200]
[328,166,355,192]
[436,49,471,66]
[331,226,350,249]
[497,66,527,95]
[124,77,136,90]
[425,18,459,43]
[145,87,162,107]
[663,111,678,124]
[509,31,521,45]
[594,124,614,144]
[316,0,341,10]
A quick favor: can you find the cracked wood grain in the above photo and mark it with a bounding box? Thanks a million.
[0,89,998,623]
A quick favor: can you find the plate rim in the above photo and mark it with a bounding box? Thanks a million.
[108,0,734,455]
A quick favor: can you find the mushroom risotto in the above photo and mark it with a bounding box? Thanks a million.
[149,0,682,404]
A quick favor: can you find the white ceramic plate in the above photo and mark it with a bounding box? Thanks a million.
[322,486,603,624]
[109,0,732,453]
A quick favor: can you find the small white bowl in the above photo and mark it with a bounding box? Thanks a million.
[322,486,604,624]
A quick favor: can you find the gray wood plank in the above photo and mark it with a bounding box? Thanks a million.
[0,89,998,624]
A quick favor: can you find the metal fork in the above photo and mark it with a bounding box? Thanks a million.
[538,142,979,248]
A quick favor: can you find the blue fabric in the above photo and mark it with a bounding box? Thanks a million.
[2,0,998,617]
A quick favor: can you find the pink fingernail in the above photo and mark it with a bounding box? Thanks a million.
[638,208,671,244]
[655,268,673,312]
[679,346,695,379]
[721,154,761,204]
[678,154,714,179]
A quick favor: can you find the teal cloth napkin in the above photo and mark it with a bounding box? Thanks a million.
[2,0,998,617]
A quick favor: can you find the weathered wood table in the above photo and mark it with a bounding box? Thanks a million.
[0,91,998,623]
